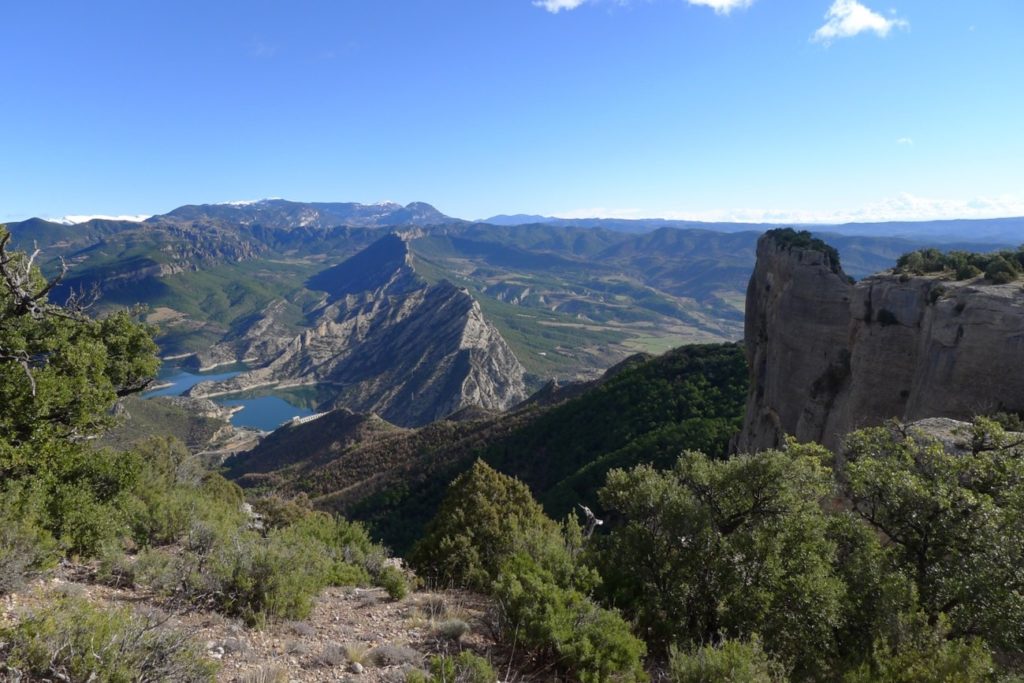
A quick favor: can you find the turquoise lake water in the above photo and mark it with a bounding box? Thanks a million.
[142,364,314,431]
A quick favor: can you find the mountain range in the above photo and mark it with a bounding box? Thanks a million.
[5,199,1023,418]
[215,227,1024,554]
[185,234,527,427]
[483,213,1024,244]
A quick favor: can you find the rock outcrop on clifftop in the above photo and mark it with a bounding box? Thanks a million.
[188,234,527,427]
[737,231,1024,451]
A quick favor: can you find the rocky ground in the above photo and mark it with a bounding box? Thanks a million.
[1,563,521,683]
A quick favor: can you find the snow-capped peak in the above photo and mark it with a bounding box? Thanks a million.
[216,197,281,207]
[49,214,151,225]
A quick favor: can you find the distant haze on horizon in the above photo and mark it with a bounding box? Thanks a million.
[22,198,1024,233]
[1,1,1021,224]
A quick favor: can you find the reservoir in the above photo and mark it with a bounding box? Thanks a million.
[143,363,314,431]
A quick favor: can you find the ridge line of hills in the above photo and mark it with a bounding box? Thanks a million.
[22,196,1024,243]
[5,198,1024,426]
[215,228,1024,558]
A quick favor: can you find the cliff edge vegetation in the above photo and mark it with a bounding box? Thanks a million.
[739,230,1024,451]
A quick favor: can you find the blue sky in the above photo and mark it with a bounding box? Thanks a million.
[1,0,1021,223]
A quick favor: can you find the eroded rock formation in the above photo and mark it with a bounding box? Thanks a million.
[188,234,527,427]
[738,232,1024,451]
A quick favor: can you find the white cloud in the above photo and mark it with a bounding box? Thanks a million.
[533,0,586,12]
[553,193,1024,224]
[532,0,754,14]
[812,0,908,44]
[896,137,914,145]
[685,0,755,14]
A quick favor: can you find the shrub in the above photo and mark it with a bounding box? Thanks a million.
[368,644,424,668]
[289,620,317,637]
[841,421,1024,653]
[956,263,982,280]
[134,505,391,626]
[413,461,626,679]
[0,480,58,594]
[493,554,647,683]
[378,564,408,600]
[251,492,315,529]
[211,529,329,626]
[594,447,842,676]
[985,255,1019,284]
[408,652,497,683]
[95,542,138,588]
[765,228,843,273]
[895,245,1024,284]
[991,411,1024,432]
[843,612,995,683]
[329,561,372,587]
[434,618,470,641]
[124,438,246,548]
[229,527,326,624]
[282,510,383,586]
[0,523,57,595]
[409,460,578,590]
[345,642,369,665]
[317,642,348,667]
[136,525,329,627]
[826,512,917,674]
[669,637,786,683]
[37,445,145,557]
[0,595,216,682]
[49,482,129,557]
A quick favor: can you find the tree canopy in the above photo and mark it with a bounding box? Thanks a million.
[595,445,843,677]
[0,227,159,450]
[0,226,159,556]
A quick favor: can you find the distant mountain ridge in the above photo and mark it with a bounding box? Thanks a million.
[14,199,1024,243]
[5,198,1024,383]
[187,234,528,427]
[156,198,455,231]
[484,214,1024,244]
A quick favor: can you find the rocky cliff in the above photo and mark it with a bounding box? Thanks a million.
[188,234,528,427]
[737,232,1024,451]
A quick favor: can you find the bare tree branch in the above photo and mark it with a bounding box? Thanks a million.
[0,229,88,395]
[0,231,76,321]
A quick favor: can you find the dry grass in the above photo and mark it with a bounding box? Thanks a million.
[239,664,289,683]
[367,644,424,668]
[344,642,369,665]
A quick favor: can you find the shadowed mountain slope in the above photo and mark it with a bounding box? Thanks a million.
[225,343,748,552]
[189,234,528,427]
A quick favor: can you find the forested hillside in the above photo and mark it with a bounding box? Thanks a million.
[0,230,414,680]
[227,343,748,552]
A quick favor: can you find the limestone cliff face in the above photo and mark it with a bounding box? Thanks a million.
[737,233,1024,451]
[193,299,301,371]
[188,234,527,427]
